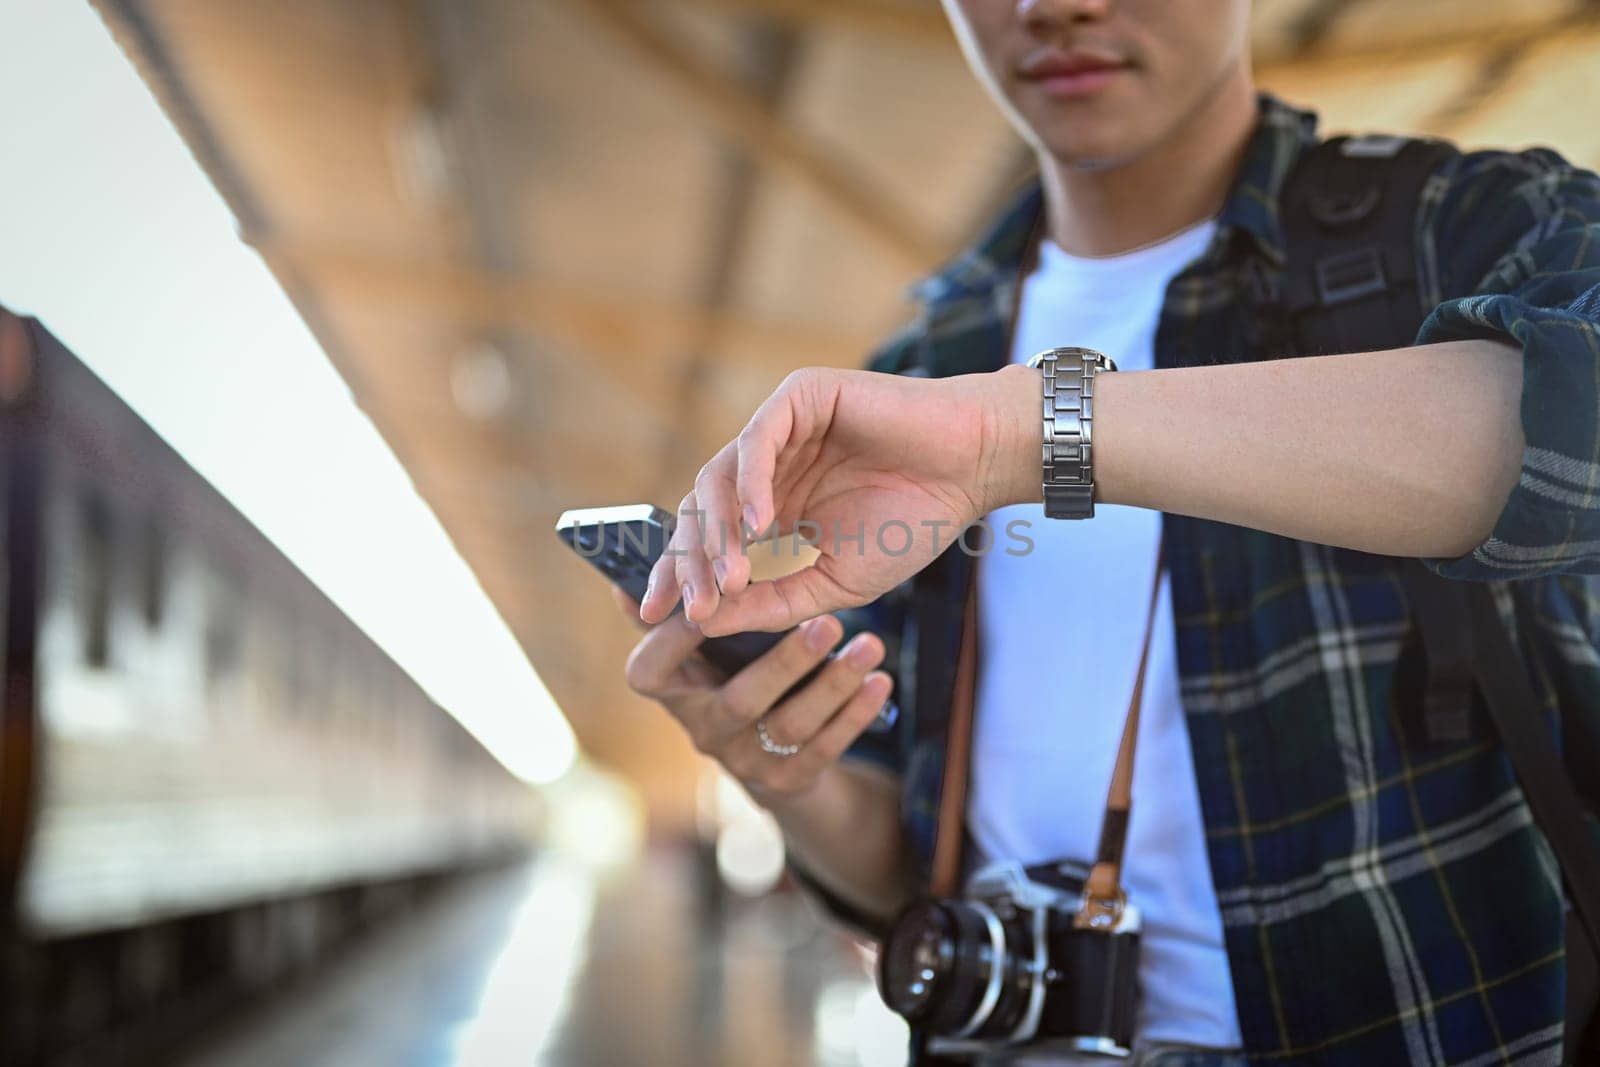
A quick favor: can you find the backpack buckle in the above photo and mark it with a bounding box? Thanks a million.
[1314,246,1387,306]
[1340,134,1410,159]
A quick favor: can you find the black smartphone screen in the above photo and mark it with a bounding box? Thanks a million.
[555,505,670,604]
[556,504,896,732]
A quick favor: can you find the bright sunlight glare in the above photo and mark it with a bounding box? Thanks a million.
[0,1,578,784]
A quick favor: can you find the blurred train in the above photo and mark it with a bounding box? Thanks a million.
[0,306,542,1064]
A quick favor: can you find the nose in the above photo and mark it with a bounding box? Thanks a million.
[1017,0,1111,23]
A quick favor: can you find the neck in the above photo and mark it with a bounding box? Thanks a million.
[1039,70,1258,257]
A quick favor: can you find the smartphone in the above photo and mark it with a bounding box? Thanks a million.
[556,504,896,731]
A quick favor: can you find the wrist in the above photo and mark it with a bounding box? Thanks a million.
[747,759,840,816]
[980,363,1045,512]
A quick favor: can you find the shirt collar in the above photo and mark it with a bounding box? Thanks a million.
[909,92,1319,308]
[1213,92,1320,268]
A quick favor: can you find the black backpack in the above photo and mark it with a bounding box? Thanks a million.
[1280,134,1600,1065]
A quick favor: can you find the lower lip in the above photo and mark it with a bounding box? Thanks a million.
[1028,67,1125,98]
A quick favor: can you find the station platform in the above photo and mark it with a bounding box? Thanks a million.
[175,850,907,1067]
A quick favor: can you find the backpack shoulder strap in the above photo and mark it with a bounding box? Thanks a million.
[1283,137,1600,1056]
[1278,133,1459,357]
[1399,563,1600,1062]
[1283,140,1485,747]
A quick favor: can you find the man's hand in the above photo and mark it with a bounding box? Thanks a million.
[614,587,892,804]
[638,364,1039,636]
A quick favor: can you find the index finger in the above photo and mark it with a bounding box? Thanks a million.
[734,383,796,538]
[697,442,751,599]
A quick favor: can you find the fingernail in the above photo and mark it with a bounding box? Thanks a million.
[846,634,877,667]
[712,557,727,592]
[743,504,759,534]
[804,617,836,652]
[683,583,696,613]
[644,573,657,603]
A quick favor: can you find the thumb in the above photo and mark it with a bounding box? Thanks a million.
[696,562,847,636]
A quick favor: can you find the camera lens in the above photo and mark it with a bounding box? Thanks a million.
[881,897,1047,1041]
[880,902,958,1021]
[882,899,1018,1036]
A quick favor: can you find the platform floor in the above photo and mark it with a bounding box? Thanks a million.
[177,850,908,1067]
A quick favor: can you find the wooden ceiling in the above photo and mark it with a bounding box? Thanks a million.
[93,0,1600,829]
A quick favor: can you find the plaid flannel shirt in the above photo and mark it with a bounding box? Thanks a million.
[829,93,1600,1065]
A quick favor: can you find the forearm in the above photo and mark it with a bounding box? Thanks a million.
[992,339,1525,558]
[765,760,909,923]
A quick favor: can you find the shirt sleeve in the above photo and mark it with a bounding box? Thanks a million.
[1413,147,1600,581]
[833,588,909,775]
[787,842,897,944]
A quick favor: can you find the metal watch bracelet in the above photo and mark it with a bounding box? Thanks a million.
[1025,347,1118,520]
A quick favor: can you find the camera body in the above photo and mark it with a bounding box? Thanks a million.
[878,861,1140,1060]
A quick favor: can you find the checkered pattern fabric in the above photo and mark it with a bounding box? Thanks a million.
[831,94,1600,1065]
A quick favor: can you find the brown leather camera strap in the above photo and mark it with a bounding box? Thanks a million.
[929,541,1167,928]
[930,579,980,898]
[1077,541,1166,929]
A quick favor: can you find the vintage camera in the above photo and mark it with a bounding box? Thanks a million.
[877,861,1140,1060]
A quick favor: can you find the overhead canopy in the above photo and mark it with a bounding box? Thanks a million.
[94,0,1600,824]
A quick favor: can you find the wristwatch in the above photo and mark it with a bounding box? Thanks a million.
[1025,347,1118,520]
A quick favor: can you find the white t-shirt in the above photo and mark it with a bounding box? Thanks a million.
[970,220,1244,1053]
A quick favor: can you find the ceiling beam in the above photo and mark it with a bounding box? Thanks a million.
[1275,0,1366,57]
[395,427,658,518]
[1421,38,1536,135]
[578,0,948,272]
[247,237,881,367]
[1419,9,1600,135]
[1256,6,1600,72]
[676,0,952,43]
[661,21,804,488]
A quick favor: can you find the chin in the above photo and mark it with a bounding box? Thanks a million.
[1026,118,1150,172]
[1003,75,1158,166]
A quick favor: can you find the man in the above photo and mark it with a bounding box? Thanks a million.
[623,0,1600,1063]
